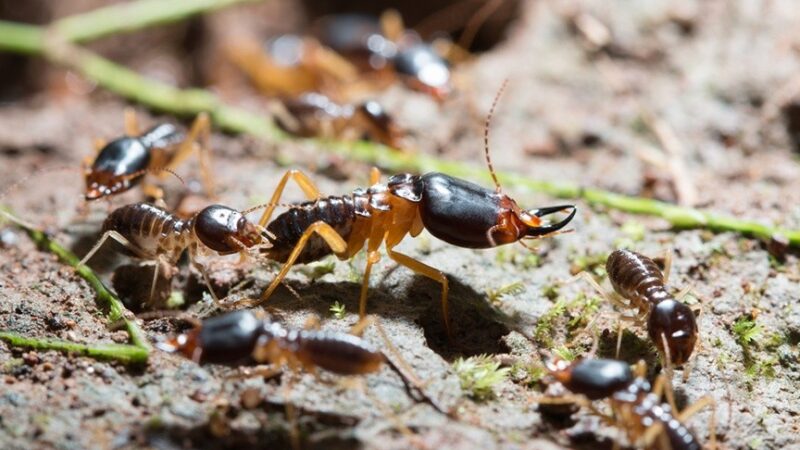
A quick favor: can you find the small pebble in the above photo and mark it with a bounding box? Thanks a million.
[22,352,40,366]
[240,387,263,410]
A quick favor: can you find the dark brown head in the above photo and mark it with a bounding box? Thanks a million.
[354,100,404,148]
[85,137,150,200]
[549,358,633,400]
[193,205,264,254]
[157,310,263,365]
[648,299,698,365]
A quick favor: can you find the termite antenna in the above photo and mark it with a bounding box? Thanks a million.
[484,78,509,193]
[240,201,306,216]
[120,167,186,187]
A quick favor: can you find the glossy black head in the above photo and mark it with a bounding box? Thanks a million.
[157,310,262,365]
[417,173,576,248]
[554,359,633,400]
[393,43,451,100]
[193,205,264,254]
[85,137,150,200]
[648,299,698,365]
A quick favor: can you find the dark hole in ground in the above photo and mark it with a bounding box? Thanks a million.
[301,0,521,52]
[416,277,511,359]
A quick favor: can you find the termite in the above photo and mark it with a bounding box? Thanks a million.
[157,310,437,449]
[84,110,214,202]
[273,92,404,148]
[0,111,213,220]
[79,202,266,304]
[544,357,715,450]
[227,82,577,334]
[157,309,384,375]
[574,249,699,366]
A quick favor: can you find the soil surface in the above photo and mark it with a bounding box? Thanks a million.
[2,1,800,449]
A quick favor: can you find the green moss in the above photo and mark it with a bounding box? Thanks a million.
[487,281,525,305]
[534,299,567,346]
[166,291,185,309]
[452,354,510,401]
[329,301,346,319]
[552,346,577,362]
[733,316,762,348]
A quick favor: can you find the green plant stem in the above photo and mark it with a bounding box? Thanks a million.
[0,1,798,246]
[0,210,150,360]
[0,332,148,365]
[53,0,263,44]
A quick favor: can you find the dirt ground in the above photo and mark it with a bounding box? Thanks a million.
[2,1,800,449]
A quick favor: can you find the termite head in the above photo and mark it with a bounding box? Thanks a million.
[648,299,698,366]
[85,137,150,200]
[415,172,576,248]
[393,43,451,101]
[157,310,263,365]
[194,205,265,254]
[547,358,633,400]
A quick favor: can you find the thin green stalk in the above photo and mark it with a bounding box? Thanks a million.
[0,332,148,365]
[53,0,263,44]
[0,0,262,53]
[0,210,150,356]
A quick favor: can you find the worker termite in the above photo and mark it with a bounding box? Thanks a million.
[227,82,577,334]
[84,109,214,202]
[157,310,437,448]
[157,309,384,375]
[573,249,699,367]
[273,92,405,148]
[543,357,715,450]
[0,110,213,222]
[79,202,266,305]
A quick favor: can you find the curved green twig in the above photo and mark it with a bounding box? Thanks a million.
[0,210,149,362]
[0,332,148,365]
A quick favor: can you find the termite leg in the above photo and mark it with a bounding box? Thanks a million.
[190,257,222,306]
[164,113,215,198]
[535,394,615,424]
[369,167,381,185]
[566,271,628,309]
[235,221,347,308]
[677,395,717,450]
[662,247,673,285]
[387,248,451,336]
[358,250,381,319]
[123,107,139,136]
[257,169,324,227]
[79,230,147,267]
[651,372,679,416]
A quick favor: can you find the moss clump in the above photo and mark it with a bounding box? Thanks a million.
[329,301,346,319]
[487,281,525,305]
[453,355,510,401]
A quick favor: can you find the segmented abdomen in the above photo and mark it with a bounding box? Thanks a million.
[102,202,188,261]
[606,249,670,306]
[263,195,365,264]
[292,329,384,375]
[643,403,701,450]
